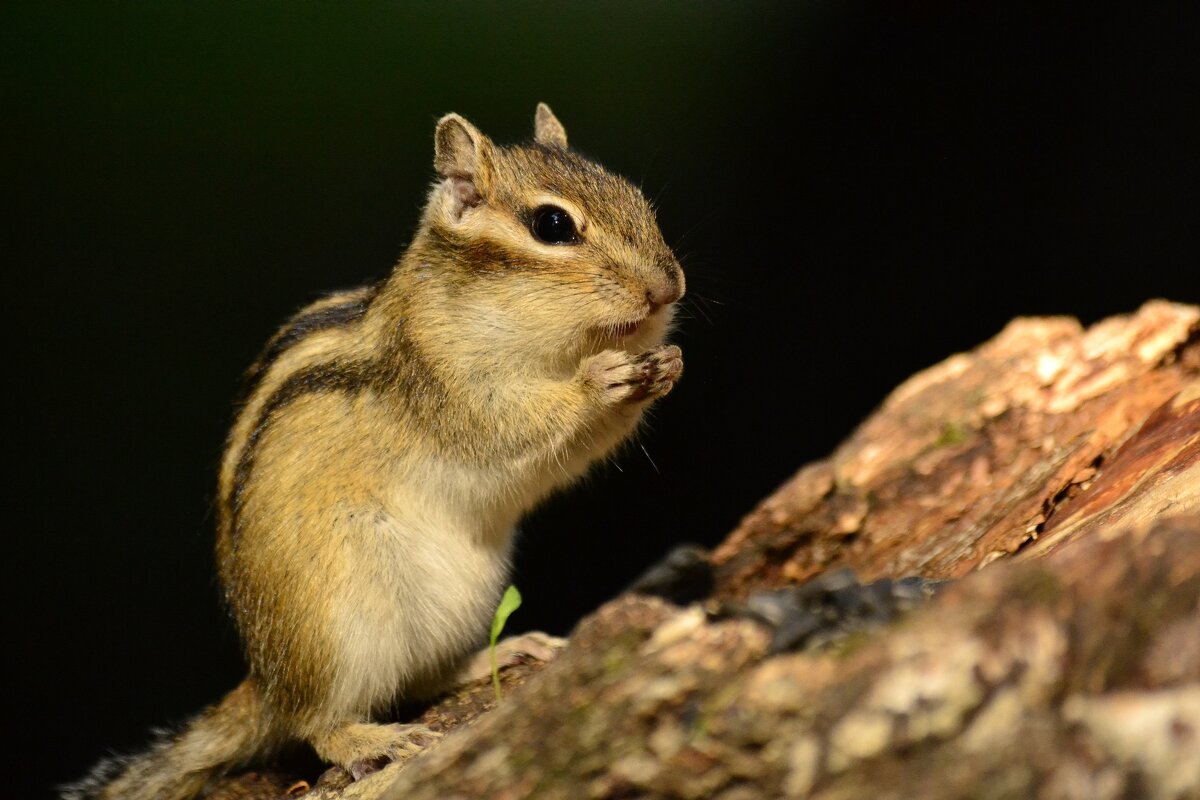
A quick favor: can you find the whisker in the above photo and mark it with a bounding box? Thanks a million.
[639,443,660,474]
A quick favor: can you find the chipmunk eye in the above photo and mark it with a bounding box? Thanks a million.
[531,205,580,245]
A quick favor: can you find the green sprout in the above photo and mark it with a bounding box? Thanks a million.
[489,585,523,701]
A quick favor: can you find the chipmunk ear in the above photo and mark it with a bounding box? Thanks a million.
[534,102,568,148]
[434,113,495,215]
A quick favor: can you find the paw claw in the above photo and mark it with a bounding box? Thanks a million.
[586,345,683,405]
[349,754,391,781]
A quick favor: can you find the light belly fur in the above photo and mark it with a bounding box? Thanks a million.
[326,510,514,718]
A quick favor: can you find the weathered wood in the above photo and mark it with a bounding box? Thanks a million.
[206,300,1200,799]
[374,515,1200,800]
[713,299,1198,592]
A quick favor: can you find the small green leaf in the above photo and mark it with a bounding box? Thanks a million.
[489,585,522,701]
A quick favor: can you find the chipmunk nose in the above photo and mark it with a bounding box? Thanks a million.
[646,267,685,311]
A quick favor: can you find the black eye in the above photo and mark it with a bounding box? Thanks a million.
[531,205,580,245]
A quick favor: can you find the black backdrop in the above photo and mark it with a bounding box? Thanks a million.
[8,3,1198,797]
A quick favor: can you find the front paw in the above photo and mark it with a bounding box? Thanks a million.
[584,345,683,405]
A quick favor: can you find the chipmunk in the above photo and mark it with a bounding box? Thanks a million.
[65,103,684,799]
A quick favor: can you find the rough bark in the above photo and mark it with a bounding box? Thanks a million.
[377,516,1200,800]
[208,300,1200,800]
[713,299,1198,592]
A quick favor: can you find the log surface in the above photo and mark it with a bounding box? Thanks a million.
[207,300,1200,800]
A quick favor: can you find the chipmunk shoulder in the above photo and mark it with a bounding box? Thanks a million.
[66,103,684,800]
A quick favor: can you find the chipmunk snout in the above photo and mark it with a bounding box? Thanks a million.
[645,269,684,311]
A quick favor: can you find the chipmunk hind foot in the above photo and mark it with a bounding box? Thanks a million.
[311,721,442,781]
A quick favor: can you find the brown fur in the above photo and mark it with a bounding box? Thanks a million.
[65,103,684,799]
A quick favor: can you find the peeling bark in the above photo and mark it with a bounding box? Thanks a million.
[713,300,1198,592]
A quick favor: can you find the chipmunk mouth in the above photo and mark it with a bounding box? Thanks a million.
[610,319,642,338]
[596,302,675,347]
[603,303,674,343]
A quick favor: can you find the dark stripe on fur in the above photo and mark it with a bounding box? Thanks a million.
[238,286,377,404]
[425,225,536,273]
[229,361,374,542]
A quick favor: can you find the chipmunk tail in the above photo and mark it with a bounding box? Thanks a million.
[61,679,269,800]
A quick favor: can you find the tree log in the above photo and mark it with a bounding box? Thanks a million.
[713,299,1198,592]
[209,300,1199,800]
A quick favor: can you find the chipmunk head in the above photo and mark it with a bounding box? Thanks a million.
[411,103,684,369]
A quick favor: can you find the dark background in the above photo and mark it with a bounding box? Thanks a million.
[7,3,1198,796]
